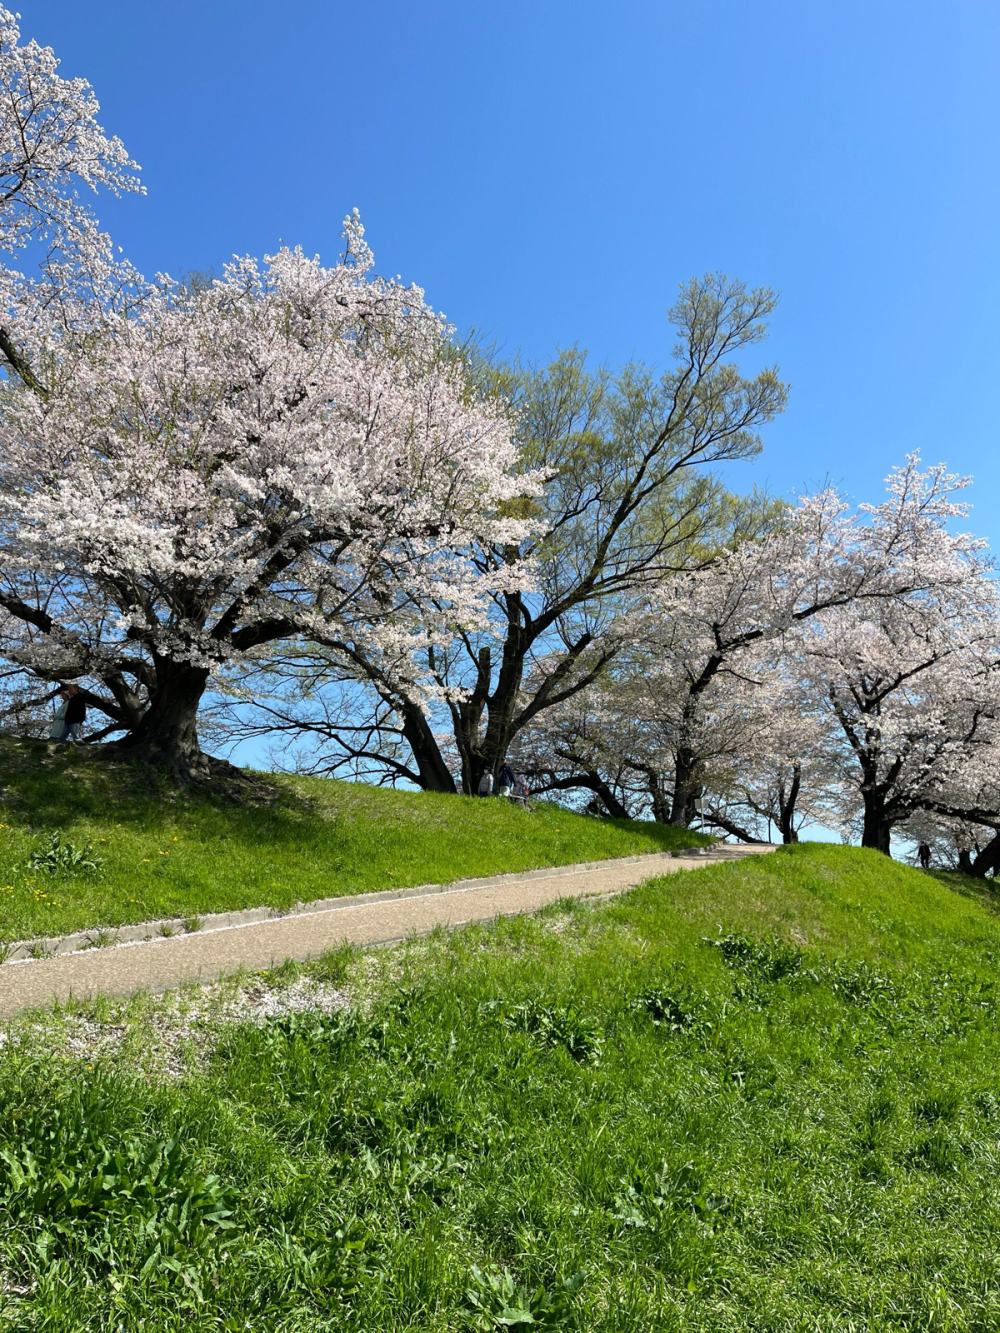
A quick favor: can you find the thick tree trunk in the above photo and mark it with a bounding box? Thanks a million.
[399,701,457,793]
[860,794,892,856]
[478,615,528,788]
[969,834,1000,879]
[669,746,699,827]
[777,765,802,844]
[114,660,211,783]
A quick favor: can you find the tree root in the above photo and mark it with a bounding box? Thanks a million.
[99,741,282,805]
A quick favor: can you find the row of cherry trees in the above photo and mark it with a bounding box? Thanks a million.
[513,461,1000,864]
[0,8,997,864]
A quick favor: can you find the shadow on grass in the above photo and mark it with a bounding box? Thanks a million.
[0,735,707,857]
[928,866,999,913]
[0,737,317,839]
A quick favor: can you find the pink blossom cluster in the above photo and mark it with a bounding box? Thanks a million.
[516,458,1000,845]
[0,10,543,753]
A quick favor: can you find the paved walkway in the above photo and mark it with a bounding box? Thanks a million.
[0,844,775,1018]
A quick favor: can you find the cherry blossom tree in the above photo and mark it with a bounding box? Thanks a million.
[0,7,140,257]
[799,612,999,855]
[513,622,810,832]
[903,805,1000,875]
[509,665,670,821]
[0,4,143,376]
[0,221,539,780]
[794,488,999,854]
[511,459,995,840]
[0,8,539,783]
[895,696,1000,873]
[698,678,841,844]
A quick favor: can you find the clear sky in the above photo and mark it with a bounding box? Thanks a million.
[32,0,1000,531]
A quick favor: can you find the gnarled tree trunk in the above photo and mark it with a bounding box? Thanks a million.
[968,834,1000,879]
[669,744,700,827]
[113,659,211,784]
[399,700,458,793]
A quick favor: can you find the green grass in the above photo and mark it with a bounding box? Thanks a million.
[4,843,1000,1329]
[0,738,709,942]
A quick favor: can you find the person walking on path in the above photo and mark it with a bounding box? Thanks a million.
[918,843,931,870]
[478,770,494,798]
[63,684,86,742]
[496,762,517,797]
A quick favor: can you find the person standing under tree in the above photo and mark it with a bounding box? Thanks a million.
[63,684,87,742]
[918,843,931,870]
[48,687,69,740]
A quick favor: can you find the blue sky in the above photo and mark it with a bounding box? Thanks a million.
[32,0,1000,533]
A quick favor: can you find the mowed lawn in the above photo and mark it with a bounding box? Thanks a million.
[0,739,709,942]
[4,844,1000,1329]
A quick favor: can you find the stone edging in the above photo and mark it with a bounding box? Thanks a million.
[2,847,711,965]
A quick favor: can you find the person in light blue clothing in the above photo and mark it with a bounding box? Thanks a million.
[48,683,87,741]
[48,687,69,740]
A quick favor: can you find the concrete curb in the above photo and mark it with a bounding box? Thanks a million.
[1,846,713,963]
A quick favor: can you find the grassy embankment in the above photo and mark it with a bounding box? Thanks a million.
[0,738,709,942]
[3,843,1000,1328]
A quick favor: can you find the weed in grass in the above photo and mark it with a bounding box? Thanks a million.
[705,930,806,980]
[612,1159,734,1231]
[486,996,605,1064]
[631,985,712,1033]
[824,959,897,1006]
[464,1264,585,1329]
[25,829,101,877]
[184,915,201,933]
[0,1094,236,1300]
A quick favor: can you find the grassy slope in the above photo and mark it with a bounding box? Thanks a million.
[4,843,1000,1329]
[0,739,709,942]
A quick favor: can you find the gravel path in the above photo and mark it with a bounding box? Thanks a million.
[0,843,775,1018]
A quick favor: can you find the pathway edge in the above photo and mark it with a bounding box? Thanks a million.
[2,846,714,963]
[0,845,777,1019]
